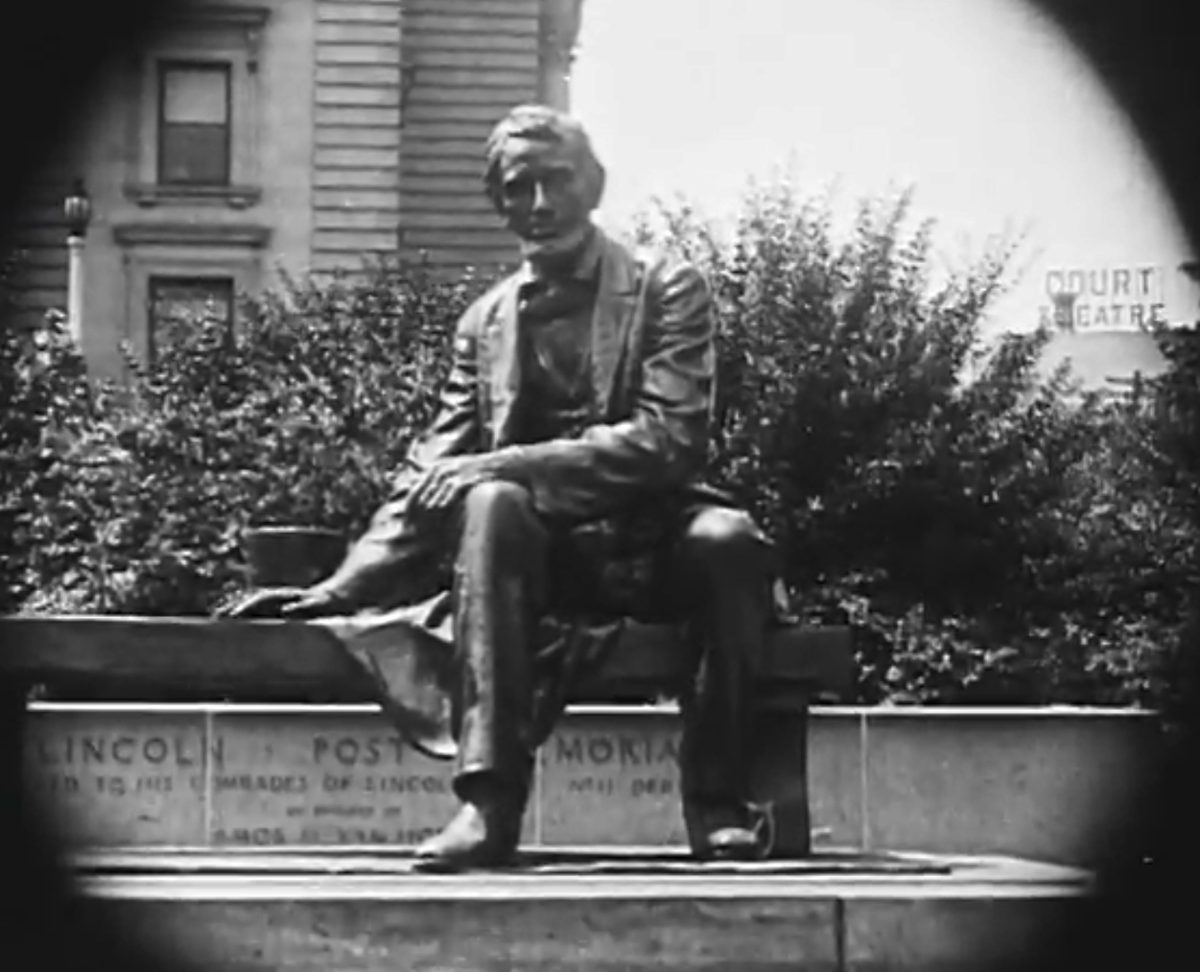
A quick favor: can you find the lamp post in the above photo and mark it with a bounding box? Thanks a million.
[63,178,91,344]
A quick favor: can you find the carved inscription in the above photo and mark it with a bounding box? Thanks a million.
[24,713,692,849]
[209,719,458,847]
[22,717,210,845]
[33,733,213,766]
[21,715,460,847]
[27,732,218,799]
[540,725,688,845]
[551,731,681,800]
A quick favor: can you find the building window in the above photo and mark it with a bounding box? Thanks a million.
[157,62,232,187]
[126,7,270,208]
[148,275,235,361]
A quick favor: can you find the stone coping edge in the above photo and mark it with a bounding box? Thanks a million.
[66,846,1095,879]
[25,701,1159,718]
[74,872,1095,902]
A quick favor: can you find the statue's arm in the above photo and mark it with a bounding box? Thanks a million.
[309,307,485,605]
[400,308,486,477]
[490,257,714,521]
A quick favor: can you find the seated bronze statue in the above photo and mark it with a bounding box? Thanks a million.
[221,105,781,871]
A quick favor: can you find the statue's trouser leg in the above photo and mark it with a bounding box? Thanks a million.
[674,506,772,835]
[451,481,548,810]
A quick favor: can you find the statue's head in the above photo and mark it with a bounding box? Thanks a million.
[484,104,607,261]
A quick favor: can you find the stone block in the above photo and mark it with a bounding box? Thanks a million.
[861,708,1161,865]
[208,708,536,848]
[747,705,811,856]
[842,894,1087,971]
[538,710,688,846]
[95,896,842,972]
[22,707,209,847]
[807,709,866,848]
[20,702,1161,863]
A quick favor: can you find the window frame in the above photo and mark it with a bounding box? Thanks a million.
[123,6,270,209]
[146,273,237,364]
[155,59,234,188]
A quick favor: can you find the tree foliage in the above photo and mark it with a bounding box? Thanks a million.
[2,183,1196,708]
[5,258,485,616]
[631,183,1196,706]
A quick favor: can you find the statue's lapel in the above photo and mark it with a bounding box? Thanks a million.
[590,234,641,419]
[485,278,523,448]
[484,232,642,445]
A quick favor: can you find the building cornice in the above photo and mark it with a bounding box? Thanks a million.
[112,223,272,248]
[162,5,272,71]
[123,184,263,210]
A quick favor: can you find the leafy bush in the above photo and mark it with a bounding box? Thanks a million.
[1,253,98,614]
[10,258,488,616]
[4,181,1195,709]
[1143,322,1200,720]
[631,182,1196,706]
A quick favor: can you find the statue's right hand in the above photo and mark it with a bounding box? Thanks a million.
[214,587,308,619]
[279,586,351,620]
[214,586,349,620]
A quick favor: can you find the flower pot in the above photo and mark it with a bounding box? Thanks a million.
[241,526,347,589]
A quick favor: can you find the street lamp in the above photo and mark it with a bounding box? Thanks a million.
[63,178,91,343]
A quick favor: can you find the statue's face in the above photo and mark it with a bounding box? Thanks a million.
[492,135,599,260]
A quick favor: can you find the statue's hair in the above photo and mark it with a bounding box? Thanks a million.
[482,104,605,208]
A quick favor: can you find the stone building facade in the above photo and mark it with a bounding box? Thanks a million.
[5,0,585,379]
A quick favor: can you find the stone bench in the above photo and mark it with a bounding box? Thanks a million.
[0,614,854,857]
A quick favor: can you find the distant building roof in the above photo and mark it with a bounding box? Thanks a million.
[1037,329,1168,389]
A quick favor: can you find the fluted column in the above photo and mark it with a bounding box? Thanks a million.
[539,0,585,110]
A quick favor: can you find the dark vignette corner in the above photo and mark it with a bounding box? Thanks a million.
[1,1,1197,970]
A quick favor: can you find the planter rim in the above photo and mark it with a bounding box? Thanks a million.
[243,526,344,537]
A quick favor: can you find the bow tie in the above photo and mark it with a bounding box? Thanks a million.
[518,277,597,326]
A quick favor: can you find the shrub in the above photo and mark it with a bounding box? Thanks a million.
[5,180,1195,709]
[1144,321,1200,720]
[14,257,489,616]
[1,253,98,614]
[633,181,1196,706]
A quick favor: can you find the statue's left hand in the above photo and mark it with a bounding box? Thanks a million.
[408,454,505,515]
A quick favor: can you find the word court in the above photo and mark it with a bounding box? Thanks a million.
[1039,265,1168,331]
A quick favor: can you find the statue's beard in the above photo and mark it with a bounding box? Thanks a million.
[518,222,593,265]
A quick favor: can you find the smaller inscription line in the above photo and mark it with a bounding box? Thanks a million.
[859,712,870,852]
[203,710,214,847]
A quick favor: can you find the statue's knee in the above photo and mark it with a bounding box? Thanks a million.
[682,507,761,559]
[463,480,533,520]
[458,480,544,569]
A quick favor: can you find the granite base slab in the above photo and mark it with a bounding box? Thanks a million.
[75,851,1092,972]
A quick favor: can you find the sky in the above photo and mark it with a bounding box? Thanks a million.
[570,0,1198,338]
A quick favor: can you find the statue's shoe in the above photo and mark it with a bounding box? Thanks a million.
[694,826,762,862]
[413,800,521,873]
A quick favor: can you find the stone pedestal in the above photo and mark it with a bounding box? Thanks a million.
[749,701,812,856]
[76,852,1093,972]
[22,702,1160,866]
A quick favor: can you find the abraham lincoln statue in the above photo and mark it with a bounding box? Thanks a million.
[220,105,780,871]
